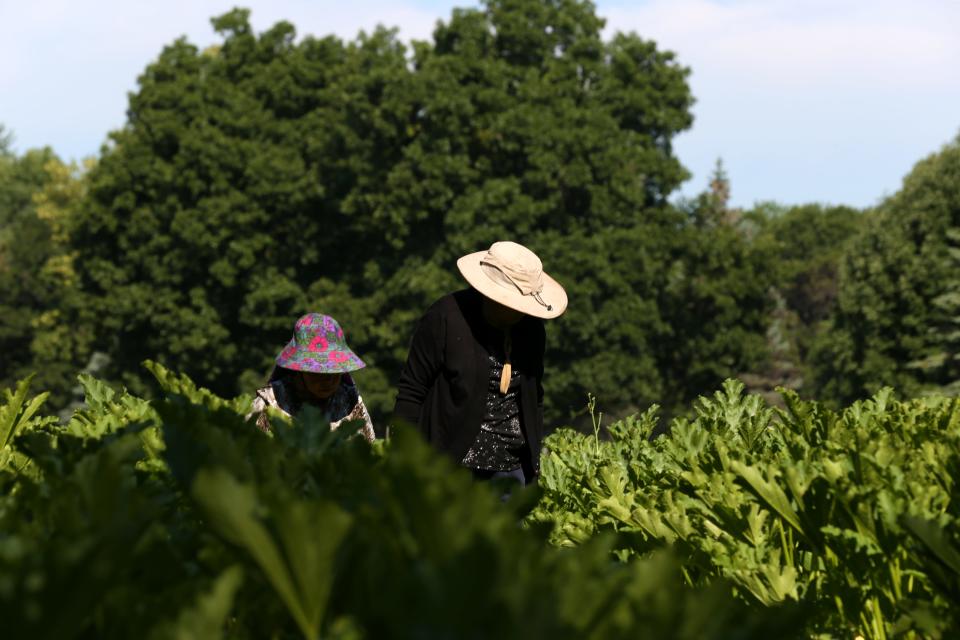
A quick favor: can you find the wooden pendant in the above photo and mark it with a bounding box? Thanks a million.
[499,331,512,395]
[500,361,511,395]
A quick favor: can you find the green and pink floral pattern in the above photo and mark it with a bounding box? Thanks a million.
[275,313,365,373]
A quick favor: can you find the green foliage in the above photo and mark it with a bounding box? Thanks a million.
[0,367,800,639]
[190,469,349,639]
[58,1,771,426]
[147,565,244,640]
[735,202,864,403]
[0,375,57,476]
[533,380,960,638]
[812,136,960,403]
[0,147,58,383]
[912,223,960,395]
[0,375,50,449]
[0,124,13,153]
[757,203,863,329]
[0,143,91,410]
[660,197,778,413]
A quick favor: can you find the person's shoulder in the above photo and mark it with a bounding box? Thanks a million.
[266,378,298,413]
[425,289,475,317]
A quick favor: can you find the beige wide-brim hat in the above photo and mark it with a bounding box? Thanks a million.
[457,241,568,319]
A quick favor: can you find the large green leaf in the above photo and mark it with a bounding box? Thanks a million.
[0,375,48,449]
[149,566,244,640]
[904,516,960,576]
[190,468,352,640]
[728,460,805,536]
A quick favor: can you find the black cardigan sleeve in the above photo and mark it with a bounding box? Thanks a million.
[392,303,446,429]
[535,322,546,428]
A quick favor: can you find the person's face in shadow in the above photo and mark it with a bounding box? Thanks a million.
[481,297,524,328]
[298,371,342,400]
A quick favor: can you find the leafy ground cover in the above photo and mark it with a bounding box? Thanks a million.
[0,366,798,639]
[532,380,960,638]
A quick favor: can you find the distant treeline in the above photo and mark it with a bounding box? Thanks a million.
[0,1,957,427]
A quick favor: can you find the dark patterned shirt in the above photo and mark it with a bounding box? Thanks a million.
[461,347,527,471]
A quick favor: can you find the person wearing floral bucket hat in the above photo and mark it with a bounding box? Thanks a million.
[392,241,567,492]
[247,313,375,441]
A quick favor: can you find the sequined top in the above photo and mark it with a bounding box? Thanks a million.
[461,346,527,471]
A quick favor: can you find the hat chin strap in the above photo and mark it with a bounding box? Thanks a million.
[532,291,553,312]
[480,261,553,312]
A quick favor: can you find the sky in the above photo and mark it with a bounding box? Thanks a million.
[1,0,959,209]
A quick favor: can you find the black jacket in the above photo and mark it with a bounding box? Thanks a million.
[393,289,546,470]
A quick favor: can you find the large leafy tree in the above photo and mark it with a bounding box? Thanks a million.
[811,135,960,402]
[0,142,52,387]
[72,11,417,405]
[69,1,772,425]
[359,0,699,421]
[0,138,89,401]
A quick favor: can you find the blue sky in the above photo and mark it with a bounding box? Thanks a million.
[2,0,958,209]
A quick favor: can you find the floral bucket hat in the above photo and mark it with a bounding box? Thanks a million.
[275,313,366,374]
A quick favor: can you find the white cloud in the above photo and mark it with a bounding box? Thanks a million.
[1,0,957,206]
[600,0,960,206]
[0,1,445,157]
[604,0,960,90]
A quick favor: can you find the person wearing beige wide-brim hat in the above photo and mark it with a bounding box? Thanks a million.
[392,241,567,491]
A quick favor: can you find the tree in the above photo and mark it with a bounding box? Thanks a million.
[731,202,863,403]
[71,10,418,406]
[917,225,960,394]
[656,173,779,414]
[811,135,960,402]
[0,125,13,154]
[28,156,97,405]
[0,142,89,403]
[363,0,698,422]
[0,145,53,388]
[762,204,862,327]
[69,2,711,426]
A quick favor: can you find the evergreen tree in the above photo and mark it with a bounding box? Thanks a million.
[811,135,960,402]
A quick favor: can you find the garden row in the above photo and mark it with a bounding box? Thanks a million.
[2,367,958,637]
[0,366,796,639]
[533,381,960,638]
